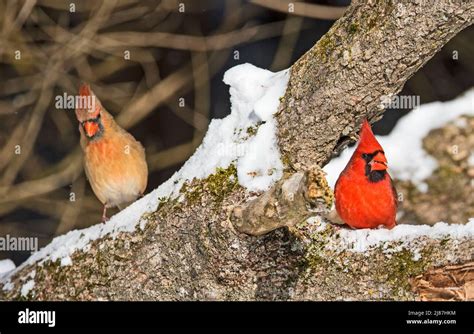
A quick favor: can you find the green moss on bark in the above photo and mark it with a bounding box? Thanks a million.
[180,164,240,205]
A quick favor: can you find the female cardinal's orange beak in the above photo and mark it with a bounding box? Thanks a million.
[370,151,388,171]
[83,121,100,138]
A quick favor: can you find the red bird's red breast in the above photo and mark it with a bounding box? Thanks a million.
[334,120,397,229]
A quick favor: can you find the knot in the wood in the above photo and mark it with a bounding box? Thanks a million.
[231,166,333,236]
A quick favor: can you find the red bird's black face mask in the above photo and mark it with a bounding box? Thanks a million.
[362,150,388,182]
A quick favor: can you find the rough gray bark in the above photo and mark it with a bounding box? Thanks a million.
[1,0,473,301]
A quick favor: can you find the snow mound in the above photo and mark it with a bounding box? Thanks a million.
[324,88,474,191]
[337,219,474,253]
[0,259,16,276]
[183,63,288,191]
[308,217,474,254]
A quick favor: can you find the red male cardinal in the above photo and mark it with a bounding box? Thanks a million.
[334,120,397,229]
[75,84,148,222]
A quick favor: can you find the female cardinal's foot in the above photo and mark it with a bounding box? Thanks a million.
[101,205,109,223]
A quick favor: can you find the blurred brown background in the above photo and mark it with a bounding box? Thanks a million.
[0,0,473,265]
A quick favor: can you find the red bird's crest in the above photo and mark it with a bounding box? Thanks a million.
[356,120,383,154]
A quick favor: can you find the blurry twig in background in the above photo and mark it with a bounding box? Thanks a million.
[250,0,348,20]
[0,149,83,205]
[56,176,85,235]
[98,20,302,51]
[271,15,304,71]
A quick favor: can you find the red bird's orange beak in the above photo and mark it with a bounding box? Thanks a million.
[370,151,388,171]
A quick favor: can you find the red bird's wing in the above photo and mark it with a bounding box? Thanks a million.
[389,175,399,209]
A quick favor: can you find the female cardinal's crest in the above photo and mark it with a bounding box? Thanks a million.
[75,83,104,139]
[75,83,101,122]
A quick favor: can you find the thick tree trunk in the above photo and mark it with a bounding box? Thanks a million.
[1,0,473,301]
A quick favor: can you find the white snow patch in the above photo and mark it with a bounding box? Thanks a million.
[60,256,72,266]
[0,259,16,291]
[2,281,14,291]
[1,63,289,283]
[21,279,35,297]
[452,117,467,128]
[307,216,328,232]
[0,259,16,275]
[324,88,474,191]
[220,64,288,191]
[320,218,474,253]
[19,270,36,297]
[416,182,429,194]
[468,151,474,166]
[412,249,422,261]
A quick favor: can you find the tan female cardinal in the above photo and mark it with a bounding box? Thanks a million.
[334,120,397,229]
[75,84,148,222]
